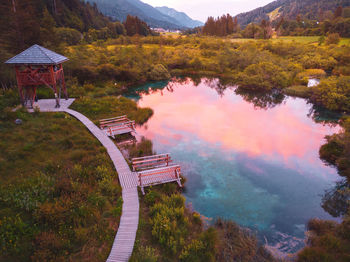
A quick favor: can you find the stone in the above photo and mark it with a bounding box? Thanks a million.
[15,119,23,125]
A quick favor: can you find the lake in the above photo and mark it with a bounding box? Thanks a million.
[125,77,341,254]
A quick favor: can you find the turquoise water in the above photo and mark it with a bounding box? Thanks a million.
[125,78,341,253]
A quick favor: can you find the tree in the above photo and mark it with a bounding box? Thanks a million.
[202,14,238,36]
[40,8,57,48]
[260,19,272,39]
[334,6,343,19]
[123,15,151,36]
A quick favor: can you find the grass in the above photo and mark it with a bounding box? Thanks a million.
[284,85,312,98]
[70,96,153,125]
[230,36,350,45]
[0,108,121,261]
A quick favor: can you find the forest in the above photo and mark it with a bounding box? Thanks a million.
[1,0,350,261]
[202,6,350,38]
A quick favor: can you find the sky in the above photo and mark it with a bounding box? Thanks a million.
[141,0,273,22]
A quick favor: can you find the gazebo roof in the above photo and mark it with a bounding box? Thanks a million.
[5,44,69,65]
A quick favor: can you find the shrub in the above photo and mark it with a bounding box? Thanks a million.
[237,62,291,90]
[147,64,170,81]
[56,27,82,45]
[127,137,155,159]
[130,246,158,262]
[71,96,153,124]
[149,194,188,254]
[215,219,274,262]
[326,33,341,45]
[284,85,312,98]
[0,215,32,256]
[311,76,350,112]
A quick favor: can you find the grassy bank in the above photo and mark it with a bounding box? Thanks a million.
[0,89,153,261]
[0,109,121,261]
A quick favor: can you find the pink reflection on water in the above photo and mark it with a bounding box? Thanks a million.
[135,79,340,178]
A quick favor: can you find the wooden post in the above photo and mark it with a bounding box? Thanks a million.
[49,65,60,108]
[176,168,182,188]
[15,66,24,105]
[59,64,68,100]
[140,173,145,195]
[11,0,16,13]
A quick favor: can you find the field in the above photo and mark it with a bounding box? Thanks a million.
[230,36,350,45]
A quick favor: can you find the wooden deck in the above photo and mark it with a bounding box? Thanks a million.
[100,116,136,138]
[31,99,139,262]
[132,154,182,195]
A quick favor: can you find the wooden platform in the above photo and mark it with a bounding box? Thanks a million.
[31,100,139,262]
[132,154,182,195]
[100,116,136,138]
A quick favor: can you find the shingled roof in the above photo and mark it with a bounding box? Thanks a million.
[5,44,69,65]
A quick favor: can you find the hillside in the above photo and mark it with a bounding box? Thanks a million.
[0,0,111,53]
[85,0,201,29]
[155,6,203,28]
[235,0,350,27]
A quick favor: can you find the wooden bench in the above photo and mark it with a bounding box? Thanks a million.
[132,154,182,195]
[99,116,136,138]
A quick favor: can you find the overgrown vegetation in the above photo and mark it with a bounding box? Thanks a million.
[70,96,153,124]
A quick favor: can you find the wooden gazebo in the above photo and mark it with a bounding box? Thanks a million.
[5,44,69,108]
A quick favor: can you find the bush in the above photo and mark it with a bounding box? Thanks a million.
[130,246,158,262]
[127,137,154,159]
[0,215,32,256]
[215,219,275,262]
[326,33,341,45]
[284,85,312,98]
[311,76,350,112]
[149,194,188,254]
[56,27,82,45]
[237,62,291,90]
[147,64,170,81]
[71,96,153,124]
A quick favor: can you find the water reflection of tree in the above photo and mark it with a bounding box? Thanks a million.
[235,87,285,109]
[307,104,341,127]
[204,78,235,97]
[322,179,350,217]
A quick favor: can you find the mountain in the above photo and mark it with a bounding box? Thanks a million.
[85,0,201,29]
[235,0,350,27]
[155,6,203,28]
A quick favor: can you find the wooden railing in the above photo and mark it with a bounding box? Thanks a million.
[100,115,129,129]
[17,69,64,86]
[131,154,172,171]
[99,115,136,137]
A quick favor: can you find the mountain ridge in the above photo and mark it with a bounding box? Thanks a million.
[86,0,202,29]
[235,0,350,27]
[155,6,203,28]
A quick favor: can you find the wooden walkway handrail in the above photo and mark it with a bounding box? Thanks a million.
[100,115,127,122]
[132,154,171,171]
[132,157,171,165]
[132,153,171,161]
[100,116,136,138]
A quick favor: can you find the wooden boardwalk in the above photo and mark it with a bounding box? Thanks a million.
[32,100,139,262]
